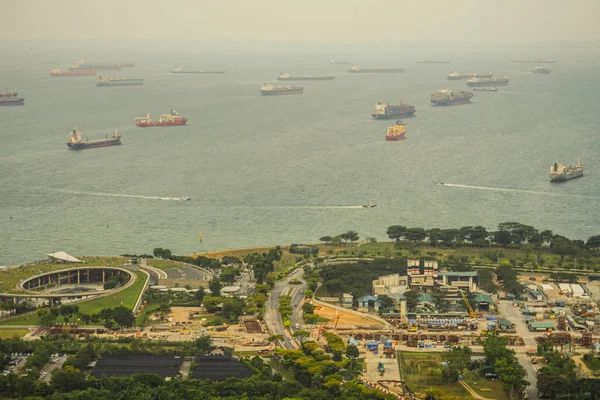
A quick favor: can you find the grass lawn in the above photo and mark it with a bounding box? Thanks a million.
[0,257,130,294]
[399,351,506,400]
[190,246,306,274]
[0,270,148,326]
[0,328,29,339]
[146,260,186,270]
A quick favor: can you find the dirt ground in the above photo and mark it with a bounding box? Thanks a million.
[313,302,384,328]
[167,306,205,324]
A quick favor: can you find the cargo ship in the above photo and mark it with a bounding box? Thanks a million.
[96,77,144,87]
[171,67,226,74]
[466,76,509,87]
[473,86,497,92]
[0,89,25,106]
[385,120,406,141]
[330,60,351,65]
[417,60,451,64]
[50,68,96,76]
[510,58,556,64]
[71,59,122,70]
[349,66,404,73]
[277,72,334,81]
[67,128,121,149]
[447,71,493,80]
[135,111,188,127]
[550,158,583,182]
[533,66,551,74]
[372,101,416,119]
[260,83,303,95]
[430,89,473,106]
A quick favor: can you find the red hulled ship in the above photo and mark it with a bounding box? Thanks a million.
[135,111,188,127]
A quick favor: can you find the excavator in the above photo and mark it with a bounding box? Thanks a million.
[318,314,340,334]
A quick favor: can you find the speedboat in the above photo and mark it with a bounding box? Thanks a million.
[435,181,444,185]
[362,203,377,208]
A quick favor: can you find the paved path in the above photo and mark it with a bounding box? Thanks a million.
[459,380,495,400]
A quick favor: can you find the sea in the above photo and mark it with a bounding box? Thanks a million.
[1,40,599,266]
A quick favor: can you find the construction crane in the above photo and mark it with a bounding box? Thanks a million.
[318,314,340,333]
[437,281,478,318]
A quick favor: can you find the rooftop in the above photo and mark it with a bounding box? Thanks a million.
[47,251,82,263]
[474,294,494,304]
[528,321,555,329]
[439,271,478,277]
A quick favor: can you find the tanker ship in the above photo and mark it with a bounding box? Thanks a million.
[0,89,24,106]
[430,89,473,106]
[447,71,493,80]
[67,129,121,149]
[385,120,407,141]
[533,66,551,74]
[172,67,226,74]
[71,59,122,70]
[50,68,96,76]
[466,76,509,87]
[96,77,144,87]
[136,111,188,127]
[349,66,404,73]
[372,101,416,119]
[549,158,583,182]
[260,83,303,95]
[277,72,334,81]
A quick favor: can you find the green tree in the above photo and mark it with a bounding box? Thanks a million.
[220,267,239,285]
[405,227,427,242]
[404,289,420,312]
[209,278,223,296]
[441,346,472,383]
[302,302,315,314]
[346,344,359,359]
[494,230,512,246]
[340,231,359,244]
[50,366,87,392]
[319,236,332,244]
[304,289,313,299]
[292,330,310,341]
[431,289,447,311]
[202,296,222,313]
[194,286,206,304]
[194,335,214,354]
[112,306,135,328]
[552,237,578,261]
[387,225,407,242]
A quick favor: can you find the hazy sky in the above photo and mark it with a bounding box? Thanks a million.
[2,0,599,42]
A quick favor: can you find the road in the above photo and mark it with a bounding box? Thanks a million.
[498,300,540,400]
[264,268,307,349]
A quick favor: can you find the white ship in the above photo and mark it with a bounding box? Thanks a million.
[549,158,583,182]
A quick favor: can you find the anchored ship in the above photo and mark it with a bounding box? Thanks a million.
[417,60,451,64]
[473,86,497,92]
[0,89,25,106]
[533,66,551,74]
[260,83,303,96]
[172,67,226,74]
[50,68,96,76]
[447,71,493,80]
[550,158,583,182]
[136,111,188,127]
[349,66,404,73]
[67,128,121,149]
[277,72,334,81]
[430,89,473,106]
[96,77,144,87]
[466,76,509,87]
[385,120,407,141]
[71,59,122,70]
[372,101,416,119]
[330,60,351,65]
[510,58,555,63]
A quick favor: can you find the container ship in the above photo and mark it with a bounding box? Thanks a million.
[277,72,334,81]
[96,77,144,87]
[0,89,25,106]
[67,128,121,149]
[550,159,583,182]
[50,68,96,76]
[136,111,188,127]
[417,60,451,64]
[510,58,556,63]
[430,89,473,106]
[260,83,303,96]
[372,101,416,119]
[447,71,493,80]
[330,60,351,65]
[385,120,407,141]
[533,66,551,74]
[349,66,404,73]
[172,67,226,74]
[466,76,509,87]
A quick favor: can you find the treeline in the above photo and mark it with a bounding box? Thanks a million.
[386,222,600,252]
[483,334,528,399]
[319,231,360,245]
[36,305,135,330]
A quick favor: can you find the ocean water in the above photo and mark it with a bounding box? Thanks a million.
[1,41,600,265]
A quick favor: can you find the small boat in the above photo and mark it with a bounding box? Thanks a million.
[362,203,377,208]
[160,196,191,201]
[435,181,444,186]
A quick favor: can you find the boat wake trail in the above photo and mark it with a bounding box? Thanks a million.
[37,188,189,201]
[439,183,599,199]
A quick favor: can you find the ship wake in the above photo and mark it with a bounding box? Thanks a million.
[439,183,598,199]
[37,188,189,201]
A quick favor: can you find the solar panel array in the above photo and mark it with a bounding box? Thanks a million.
[190,355,253,381]
[91,355,184,378]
